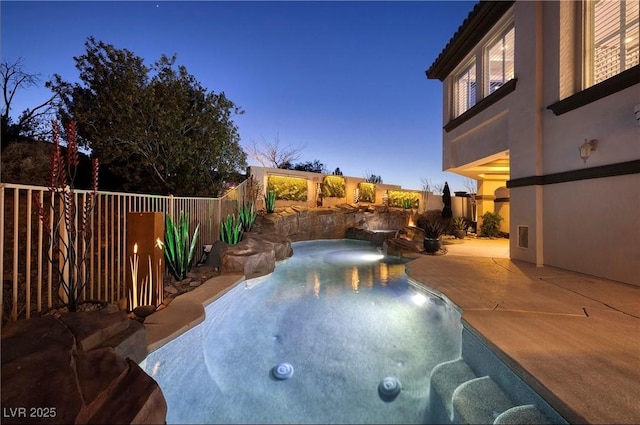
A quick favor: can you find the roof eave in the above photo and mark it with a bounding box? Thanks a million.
[426,1,515,82]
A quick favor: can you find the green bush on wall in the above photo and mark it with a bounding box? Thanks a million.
[322,175,346,198]
[358,182,376,203]
[387,190,420,209]
[267,175,308,201]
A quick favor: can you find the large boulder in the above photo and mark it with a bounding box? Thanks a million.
[221,237,277,279]
[383,238,425,257]
[243,232,293,261]
[254,205,415,241]
[1,311,165,424]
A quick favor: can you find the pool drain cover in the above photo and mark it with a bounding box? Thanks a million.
[378,377,402,399]
[272,363,294,380]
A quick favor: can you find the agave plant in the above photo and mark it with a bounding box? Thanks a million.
[164,211,200,281]
[265,190,276,213]
[238,201,257,232]
[452,217,468,231]
[220,213,244,245]
[423,221,445,239]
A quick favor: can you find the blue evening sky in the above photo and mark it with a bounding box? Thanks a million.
[1,1,476,192]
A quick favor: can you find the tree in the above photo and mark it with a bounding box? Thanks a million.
[1,58,59,146]
[463,177,478,222]
[422,177,444,195]
[246,134,307,169]
[463,177,477,194]
[289,160,327,173]
[47,37,247,196]
[364,170,383,184]
[442,181,453,219]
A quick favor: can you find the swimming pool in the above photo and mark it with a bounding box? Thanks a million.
[142,239,463,424]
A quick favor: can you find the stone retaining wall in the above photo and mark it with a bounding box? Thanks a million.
[253,204,417,241]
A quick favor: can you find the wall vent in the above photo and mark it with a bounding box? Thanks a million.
[517,225,528,249]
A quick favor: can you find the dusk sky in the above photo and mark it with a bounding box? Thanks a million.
[2,0,476,192]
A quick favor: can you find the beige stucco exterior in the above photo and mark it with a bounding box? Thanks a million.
[247,166,473,218]
[429,1,640,286]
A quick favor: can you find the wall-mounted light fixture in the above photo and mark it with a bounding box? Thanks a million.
[579,139,598,163]
[634,103,640,126]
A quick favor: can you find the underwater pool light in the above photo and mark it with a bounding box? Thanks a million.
[412,292,428,306]
[360,253,385,262]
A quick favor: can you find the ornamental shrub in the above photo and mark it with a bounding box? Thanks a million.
[479,211,503,237]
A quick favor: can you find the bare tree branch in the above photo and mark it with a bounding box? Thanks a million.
[421,177,445,195]
[246,133,306,168]
[1,58,59,140]
[462,177,477,194]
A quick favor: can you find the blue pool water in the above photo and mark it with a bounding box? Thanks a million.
[142,239,462,424]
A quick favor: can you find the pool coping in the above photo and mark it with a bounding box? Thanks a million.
[144,273,244,353]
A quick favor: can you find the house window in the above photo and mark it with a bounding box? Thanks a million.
[588,0,639,86]
[486,26,515,94]
[454,61,476,117]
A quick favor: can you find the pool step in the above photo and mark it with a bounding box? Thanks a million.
[452,376,515,424]
[494,405,557,424]
[428,358,555,424]
[429,359,477,424]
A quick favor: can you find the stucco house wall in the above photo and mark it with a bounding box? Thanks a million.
[428,0,640,286]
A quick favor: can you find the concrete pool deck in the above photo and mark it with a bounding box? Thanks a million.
[143,237,639,424]
[408,238,640,425]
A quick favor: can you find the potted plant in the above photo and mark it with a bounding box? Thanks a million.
[423,221,445,254]
[452,217,468,239]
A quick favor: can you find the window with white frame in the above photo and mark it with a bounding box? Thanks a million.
[486,26,515,94]
[588,0,639,86]
[454,61,476,117]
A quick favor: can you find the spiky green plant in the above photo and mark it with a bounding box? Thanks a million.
[265,190,276,213]
[238,201,256,232]
[220,213,244,244]
[164,211,200,281]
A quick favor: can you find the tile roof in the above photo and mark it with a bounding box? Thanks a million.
[426,1,514,81]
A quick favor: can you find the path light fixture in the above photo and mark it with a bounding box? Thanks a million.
[579,139,598,163]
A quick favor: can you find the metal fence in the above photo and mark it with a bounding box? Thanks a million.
[1,180,248,324]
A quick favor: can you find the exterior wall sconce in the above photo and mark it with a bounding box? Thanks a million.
[579,139,598,163]
[635,103,640,126]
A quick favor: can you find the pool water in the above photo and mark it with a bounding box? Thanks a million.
[143,239,462,424]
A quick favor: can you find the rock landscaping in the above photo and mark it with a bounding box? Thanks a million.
[1,308,165,424]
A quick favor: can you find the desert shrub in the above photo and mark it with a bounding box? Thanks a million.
[220,213,243,245]
[165,211,200,281]
[265,191,276,213]
[479,211,503,237]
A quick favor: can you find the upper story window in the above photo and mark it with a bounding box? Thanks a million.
[451,22,515,119]
[486,26,515,94]
[587,0,639,86]
[454,61,477,117]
